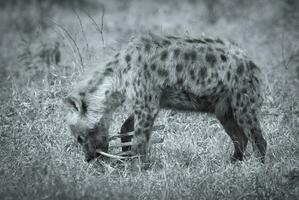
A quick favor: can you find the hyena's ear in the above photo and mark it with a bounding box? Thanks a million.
[63,95,82,112]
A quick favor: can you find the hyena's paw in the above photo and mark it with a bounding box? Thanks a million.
[230,155,242,164]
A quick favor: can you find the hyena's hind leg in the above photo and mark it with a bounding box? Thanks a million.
[232,93,267,163]
[215,99,248,162]
[119,115,134,152]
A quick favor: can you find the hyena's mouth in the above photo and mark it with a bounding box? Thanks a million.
[96,125,165,160]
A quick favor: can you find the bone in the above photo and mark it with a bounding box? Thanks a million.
[108,132,134,141]
[97,125,165,160]
[108,125,165,142]
[96,150,140,160]
[116,151,132,156]
[109,141,133,149]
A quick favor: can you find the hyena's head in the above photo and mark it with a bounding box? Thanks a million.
[63,95,109,162]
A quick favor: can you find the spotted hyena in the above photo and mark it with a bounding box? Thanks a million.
[64,32,267,163]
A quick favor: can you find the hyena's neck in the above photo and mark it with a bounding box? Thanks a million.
[85,68,124,126]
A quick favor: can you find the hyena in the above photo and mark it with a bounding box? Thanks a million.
[64,33,267,163]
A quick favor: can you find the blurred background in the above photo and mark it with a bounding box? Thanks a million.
[0,0,298,199]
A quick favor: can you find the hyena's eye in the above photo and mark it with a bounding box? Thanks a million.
[77,136,84,144]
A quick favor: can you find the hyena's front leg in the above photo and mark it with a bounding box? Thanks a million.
[131,91,160,162]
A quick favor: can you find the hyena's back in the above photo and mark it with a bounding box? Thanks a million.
[119,33,262,112]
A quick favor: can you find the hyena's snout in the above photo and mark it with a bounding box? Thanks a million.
[83,138,109,162]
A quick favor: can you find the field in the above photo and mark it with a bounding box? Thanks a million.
[0,0,298,199]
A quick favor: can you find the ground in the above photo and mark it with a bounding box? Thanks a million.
[0,0,298,199]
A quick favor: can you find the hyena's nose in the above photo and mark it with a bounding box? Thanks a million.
[84,152,103,162]
[85,156,93,162]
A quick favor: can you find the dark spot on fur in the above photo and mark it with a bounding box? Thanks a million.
[216,48,225,54]
[105,90,109,95]
[89,86,98,93]
[123,64,131,74]
[220,87,225,93]
[207,46,213,52]
[146,114,151,121]
[183,52,189,60]
[125,81,129,87]
[137,79,141,86]
[226,71,231,81]
[125,55,131,63]
[250,97,255,103]
[206,53,217,66]
[79,92,85,96]
[250,128,257,135]
[212,72,218,78]
[112,60,119,65]
[161,50,168,61]
[239,119,244,124]
[144,121,150,128]
[138,55,142,62]
[241,88,247,94]
[205,38,214,43]
[220,54,227,62]
[149,95,152,101]
[81,99,88,113]
[145,43,151,52]
[248,60,258,70]
[106,61,113,66]
[189,51,197,61]
[185,38,206,44]
[247,119,252,125]
[184,51,197,61]
[166,35,180,40]
[237,62,245,75]
[144,70,151,79]
[234,76,239,82]
[190,69,195,80]
[216,38,224,44]
[135,128,141,135]
[150,63,156,71]
[163,39,171,45]
[157,69,169,76]
[199,66,207,78]
[104,67,113,74]
[173,48,180,58]
[176,64,183,72]
[253,117,257,122]
[144,63,148,70]
[88,79,94,85]
[177,78,183,85]
[237,93,241,100]
[199,47,205,52]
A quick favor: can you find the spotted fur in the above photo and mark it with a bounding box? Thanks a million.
[64,33,267,163]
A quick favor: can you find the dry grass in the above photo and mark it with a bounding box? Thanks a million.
[0,0,298,199]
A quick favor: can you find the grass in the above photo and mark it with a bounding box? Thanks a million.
[0,0,298,199]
